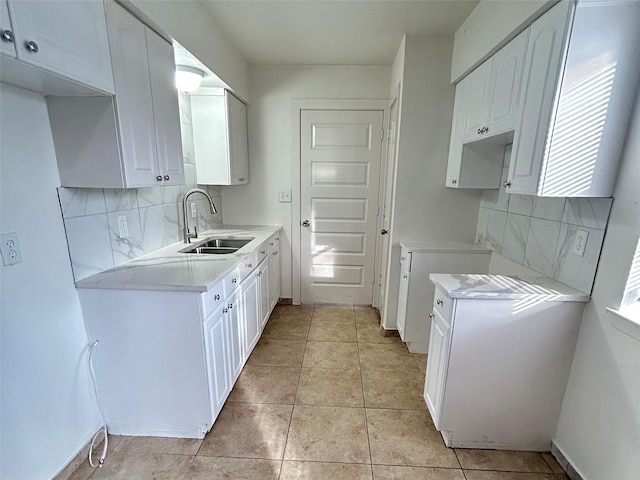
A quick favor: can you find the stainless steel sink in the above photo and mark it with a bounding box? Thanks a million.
[179,237,254,255]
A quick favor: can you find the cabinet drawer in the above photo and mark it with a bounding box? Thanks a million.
[400,248,412,271]
[267,232,280,255]
[433,287,453,319]
[255,241,268,265]
[225,267,241,295]
[239,252,257,281]
[202,280,225,318]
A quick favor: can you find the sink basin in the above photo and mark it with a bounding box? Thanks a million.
[179,237,254,255]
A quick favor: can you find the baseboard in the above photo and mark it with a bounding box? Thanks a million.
[551,440,586,480]
[277,298,293,305]
[381,327,399,337]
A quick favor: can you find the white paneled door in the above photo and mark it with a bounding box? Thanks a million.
[300,109,384,304]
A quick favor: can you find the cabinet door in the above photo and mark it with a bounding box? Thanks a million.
[225,290,243,383]
[424,309,450,429]
[106,1,159,188]
[461,61,491,142]
[1,0,16,58]
[226,91,249,184]
[396,268,410,341]
[508,0,572,194]
[7,0,113,93]
[445,80,467,188]
[192,94,230,184]
[268,248,280,310]
[486,29,528,136]
[241,271,261,358]
[146,26,184,186]
[258,260,270,329]
[204,306,231,421]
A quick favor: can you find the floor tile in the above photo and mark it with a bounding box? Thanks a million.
[198,402,293,459]
[228,365,300,404]
[312,306,355,323]
[372,465,466,480]
[184,456,281,480]
[247,338,306,366]
[91,451,192,480]
[367,408,459,468]
[284,405,370,463]
[355,306,380,323]
[114,435,201,455]
[270,304,314,321]
[308,319,357,342]
[262,316,311,341]
[358,343,418,371]
[356,317,402,344]
[412,353,428,375]
[455,449,552,473]
[296,368,364,407]
[541,452,566,474]
[361,369,425,410]
[303,341,360,369]
[64,434,122,480]
[281,461,373,480]
[463,472,567,480]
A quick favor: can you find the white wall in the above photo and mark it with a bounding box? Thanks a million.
[553,86,640,480]
[451,0,556,82]
[221,65,391,298]
[0,84,100,479]
[129,0,250,101]
[383,35,482,329]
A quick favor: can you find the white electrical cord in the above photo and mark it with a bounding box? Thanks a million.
[88,340,108,468]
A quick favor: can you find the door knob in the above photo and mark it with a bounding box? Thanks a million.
[381,229,388,235]
[302,220,310,227]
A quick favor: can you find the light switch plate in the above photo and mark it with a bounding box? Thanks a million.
[117,215,129,238]
[1,232,22,266]
[572,229,589,257]
[279,190,291,203]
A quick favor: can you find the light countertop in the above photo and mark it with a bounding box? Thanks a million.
[400,241,491,254]
[76,225,280,293]
[429,273,590,302]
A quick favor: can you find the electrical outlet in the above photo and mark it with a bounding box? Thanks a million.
[279,190,291,203]
[1,232,22,266]
[572,229,589,257]
[117,215,129,238]
[191,202,197,218]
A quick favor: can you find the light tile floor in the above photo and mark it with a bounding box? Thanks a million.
[68,305,568,480]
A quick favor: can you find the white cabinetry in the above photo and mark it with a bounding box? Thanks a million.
[446,30,527,189]
[395,245,490,353]
[47,1,183,188]
[257,254,270,329]
[191,89,249,185]
[0,0,114,94]
[267,233,281,310]
[424,284,584,451]
[241,269,261,356]
[203,304,231,422]
[507,0,640,197]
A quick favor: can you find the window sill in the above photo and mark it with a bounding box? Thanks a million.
[606,307,640,342]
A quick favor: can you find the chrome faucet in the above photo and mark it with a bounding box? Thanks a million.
[182,188,217,243]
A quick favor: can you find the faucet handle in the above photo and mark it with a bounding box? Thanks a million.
[192,225,198,238]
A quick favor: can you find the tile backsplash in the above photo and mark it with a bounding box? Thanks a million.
[475,145,612,294]
[58,92,224,281]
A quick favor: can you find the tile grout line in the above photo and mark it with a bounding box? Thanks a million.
[356,306,376,476]
[277,305,313,480]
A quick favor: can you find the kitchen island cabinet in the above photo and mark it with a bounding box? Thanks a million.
[425,274,588,451]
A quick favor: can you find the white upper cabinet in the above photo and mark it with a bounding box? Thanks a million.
[48,1,184,188]
[446,29,527,189]
[192,89,249,185]
[1,0,114,93]
[508,0,640,196]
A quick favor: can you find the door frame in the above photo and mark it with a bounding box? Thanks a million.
[292,99,389,305]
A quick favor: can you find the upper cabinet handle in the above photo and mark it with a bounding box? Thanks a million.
[504,181,512,188]
[24,40,39,53]
[1,30,14,43]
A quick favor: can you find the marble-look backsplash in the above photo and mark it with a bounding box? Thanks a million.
[475,145,612,294]
[58,92,224,282]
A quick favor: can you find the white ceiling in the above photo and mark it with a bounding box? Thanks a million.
[197,0,479,65]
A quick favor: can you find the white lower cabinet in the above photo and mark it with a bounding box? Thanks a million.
[203,304,231,422]
[225,288,244,384]
[423,286,584,451]
[241,270,261,357]
[258,259,270,329]
[267,234,281,310]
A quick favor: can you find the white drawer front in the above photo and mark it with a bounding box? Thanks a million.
[433,287,453,319]
[225,267,241,295]
[202,280,225,318]
[400,248,412,271]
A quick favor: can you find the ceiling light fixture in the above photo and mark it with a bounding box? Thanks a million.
[175,65,205,92]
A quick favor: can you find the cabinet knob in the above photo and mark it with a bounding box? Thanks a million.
[428,313,434,318]
[228,303,233,309]
[381,229,388,235]
[156,175,162,182]
[302,220,310,227]
[214,294,220,301]
[403,275,408,279]
[24,40,39,52]
[477,128,482,135]
[481,126,489,134]
[1,30,14,43]
[504,180,512,188]
[451,179,457,185]
[164,175,170,181]
[232,278,237,284]
[273,251,278,256]
[223,308,228,313]
[260,250,266,255]
[247,263,253,268]
[436,299,443,306]
[257,272,262,276]
[238,177,246,182]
